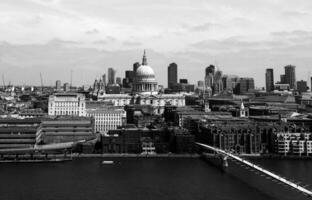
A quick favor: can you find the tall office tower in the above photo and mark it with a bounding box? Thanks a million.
[265,68,274,92]
[168,63,178,89]
[213,70,223,94]
[280,74,286,84]
[284,65,296,89]
[102,74,106,86]
[116,77,122,86]
[297,80,307,94]
[197,81,204,88]
[63,83,70,92]
[125,70,134,81]
[179,79,188,84]
[55,80,62,91]
[205,65,215,89]
[239,78,255,94]
[205,65,215,77]
[108,68,116,85]
[133,62,140,73]
[222,75,239,91]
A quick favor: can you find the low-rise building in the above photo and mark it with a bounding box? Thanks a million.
[86,107,125,134]
[0,118,41,149]
[275,132,312,156]
[36,117,95,144]
[101,127,194,154]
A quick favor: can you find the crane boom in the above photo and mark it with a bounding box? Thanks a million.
[40,72,43,92]
[2,74,5,89]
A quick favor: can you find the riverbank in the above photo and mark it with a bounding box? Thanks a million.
[73,153,201,158]
[0,153,201,162]
[1,152,312,161]
[243,154,312,160]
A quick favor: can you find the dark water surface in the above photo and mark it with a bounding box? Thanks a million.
[0,158,311,200]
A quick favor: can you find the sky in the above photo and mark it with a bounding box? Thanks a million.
[0,0,312,87]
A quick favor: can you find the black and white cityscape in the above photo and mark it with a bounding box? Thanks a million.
[1,1,312,200]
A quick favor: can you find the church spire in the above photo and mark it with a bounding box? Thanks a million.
[142,49,148,65]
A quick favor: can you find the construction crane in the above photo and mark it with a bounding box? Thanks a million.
[2,74,5,90]
[40,72,44,92]
[70,70,73,88]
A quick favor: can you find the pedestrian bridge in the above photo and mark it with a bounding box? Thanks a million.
[196,142,312,197]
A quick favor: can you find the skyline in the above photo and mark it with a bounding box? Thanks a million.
[1,0,312,87]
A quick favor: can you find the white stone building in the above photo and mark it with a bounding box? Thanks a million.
[86,108,126,134]
[48,93,86,116]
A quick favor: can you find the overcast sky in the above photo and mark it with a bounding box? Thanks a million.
[1,0,312,87]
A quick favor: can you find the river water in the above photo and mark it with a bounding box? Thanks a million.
[0,158,311,200]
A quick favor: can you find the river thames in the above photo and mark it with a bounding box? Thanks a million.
[0,158,311,200]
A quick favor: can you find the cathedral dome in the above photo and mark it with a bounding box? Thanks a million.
[133,50,158,95]
[136,65,155,78]
[134,50,157,83]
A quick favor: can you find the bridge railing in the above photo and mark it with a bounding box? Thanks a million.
[196,142,312,197]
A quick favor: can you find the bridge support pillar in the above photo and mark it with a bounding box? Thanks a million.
[222,156,228,168]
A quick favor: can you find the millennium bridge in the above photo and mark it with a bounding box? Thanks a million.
[196,142,312,197]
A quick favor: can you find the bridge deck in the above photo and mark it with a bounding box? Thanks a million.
[196,142,312,197]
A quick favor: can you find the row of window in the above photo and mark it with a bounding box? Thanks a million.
[53,111,83,115]
[50,102,84,106]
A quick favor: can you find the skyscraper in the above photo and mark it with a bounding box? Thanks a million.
[197,81,204,88]
[102,74,106,86]
[204,65,215,96]
[238,78,255,94]
[168,63,178,88]
[297,80,307,94]
[213,70,223,94]
[63,83,70,92]
[280,74,286,84]
[205,65,215,77]
[55,80,61,91]
[116,77,122,86]
[284,65,296,89]
[133,62,140,73]
[222,75,239,91]
[265,68,274,92]
[108,68,116,85]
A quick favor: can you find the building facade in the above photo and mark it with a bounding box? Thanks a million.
[36,117,94,144]
[284,65,296,89]
[265,68,274,92]
[108,68,116,85]
[0,118,41,149]
[48,93,86,116]
[86,108,126,134]
[238,77,255,94]
[168,63,178,89]
[55,80,62,91]
[297,80,307,94]
[63,83,70,92]
[204,65,215,96]
[275,132,312,156]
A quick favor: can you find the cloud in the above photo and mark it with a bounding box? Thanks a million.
[1,0,312,87]
[86,28,99,35]
[122,41,141,47]
[188,22,214,32]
